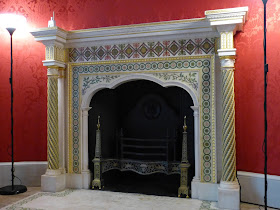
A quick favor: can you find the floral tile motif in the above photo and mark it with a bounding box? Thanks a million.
[68,38,215,62]
[153,72,198,90]
[82,75,121,95]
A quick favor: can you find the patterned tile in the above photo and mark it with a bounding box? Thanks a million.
[69,57,215,181]
[68,38,215,62]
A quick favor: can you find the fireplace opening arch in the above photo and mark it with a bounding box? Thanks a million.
[81,75,200,196]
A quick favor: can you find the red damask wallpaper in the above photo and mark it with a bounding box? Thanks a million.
[0,0,279,175]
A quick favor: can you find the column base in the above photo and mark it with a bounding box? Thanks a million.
[191,177,200,198]
[82,170,92,189]
[191,179,218,200]
[41,169,66,192]
[218,181,240,210]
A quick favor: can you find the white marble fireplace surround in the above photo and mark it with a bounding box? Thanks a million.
[31,6,248,210]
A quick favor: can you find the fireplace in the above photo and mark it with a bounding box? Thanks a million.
[88,80,195,196]
[31,6,248,209]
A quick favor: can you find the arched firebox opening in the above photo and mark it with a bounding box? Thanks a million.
[88,80,194,197]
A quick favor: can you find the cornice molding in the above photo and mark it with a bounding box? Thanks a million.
[30,7,248,49]
[205,6,248,33]
[30,27,68,47]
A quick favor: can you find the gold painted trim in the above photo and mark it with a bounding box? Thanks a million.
[68,64,73,173]
[205,9,231,15]
[211,55,216,183]
[221,66,235,69]
[58,68,66,78]
[219,56,236,60]
[214,38,219,54]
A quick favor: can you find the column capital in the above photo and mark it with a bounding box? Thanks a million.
[58,68,66,78]
[219,57,236,70]
[47,67,59,77]
[191,106,199,116]
[43,44,67,68]
[82,107,92,117]
[82,107,92,112]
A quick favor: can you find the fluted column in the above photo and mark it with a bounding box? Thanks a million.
[191,106,200,181]
[46,68,61,175]
[81,107,92,189]
[82,107,91,172]
[190,106,200,199]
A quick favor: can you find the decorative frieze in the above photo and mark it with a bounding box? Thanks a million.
[68,38,215,62]
[220,31,234,50]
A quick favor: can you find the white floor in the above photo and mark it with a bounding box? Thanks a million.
[0,189,272,210]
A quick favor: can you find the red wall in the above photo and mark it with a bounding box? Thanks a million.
[0,0,280,175]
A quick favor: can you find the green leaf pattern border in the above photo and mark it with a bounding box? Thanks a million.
[70,56,216,183]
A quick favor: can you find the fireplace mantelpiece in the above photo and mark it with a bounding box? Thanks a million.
[31,6,248,210]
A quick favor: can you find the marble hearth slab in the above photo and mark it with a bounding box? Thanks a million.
[1,189,218,210]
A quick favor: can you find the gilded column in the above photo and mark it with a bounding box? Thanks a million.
[220,57,237,182]
[217,25,238,184]
[46,68,60,174]
[30,24,68,192]
[217,25,240,210]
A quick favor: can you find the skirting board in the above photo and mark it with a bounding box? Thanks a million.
[237,171,280,209]
[0,161,47,188]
